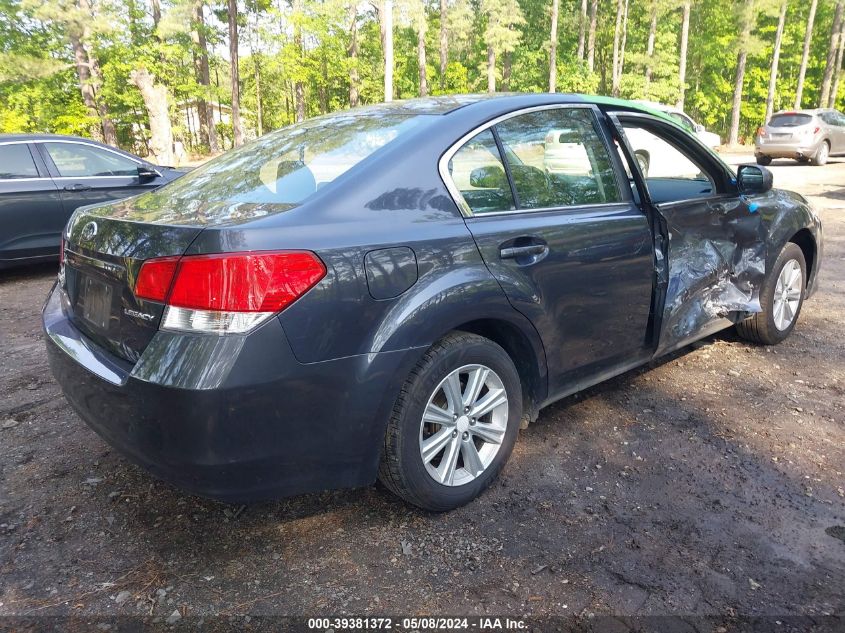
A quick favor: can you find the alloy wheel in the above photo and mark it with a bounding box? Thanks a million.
[419,364,509,486]
[773,258,803,331]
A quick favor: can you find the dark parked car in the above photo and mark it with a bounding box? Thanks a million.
[43,95,823,511]
[0,134,183,268]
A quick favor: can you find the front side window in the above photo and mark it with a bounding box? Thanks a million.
[0,144,39,179]
[494,108,621,210]
[447,129,515,215]
[621,122,716,203]
[45,142,139,177]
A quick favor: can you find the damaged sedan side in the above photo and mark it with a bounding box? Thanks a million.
[44,94,822,511]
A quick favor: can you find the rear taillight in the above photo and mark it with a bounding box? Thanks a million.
[813,126,821,135]
[757,126,767,137]
[134,251,326,334]
[135,256,180,302]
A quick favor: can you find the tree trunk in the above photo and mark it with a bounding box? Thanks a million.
[830,14,845,107]
[677,0,691,109]
[644,2,657,92]
[294,0,306,121]
[381,0,394,102]
[549,0,559,92]
[619,0,628,79]
[765,0,787,122]
[69,34,103,142]
[487,43,496,93]
[130,68,173,165]
[821,0,844,107]
[254,52,263,135]
[729,7,754,147]
[611,0,623,96]
[69,34,116,145]
[349,2,360,107]
[192,0,219,152]
[576,0,587,61]
[502,50,512,90]
[228,0,243,146]
[586,0,597,72]
[795,0,818,108]
[439,0,448,90]
[417,12,428,96]
[151,0,161,28]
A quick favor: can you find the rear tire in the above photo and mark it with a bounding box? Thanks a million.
[756,155,772,166]
[736,242,806,345]
[378,332,522,511]
[811,141,830,166]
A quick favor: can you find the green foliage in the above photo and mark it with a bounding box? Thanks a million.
[2,0,844,150]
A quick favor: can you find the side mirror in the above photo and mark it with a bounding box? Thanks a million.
[470,165,507,189]
[137,165,161,183]
[737,164,773,194]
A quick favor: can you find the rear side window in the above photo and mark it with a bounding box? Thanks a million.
[44,142,139,177]
[151,113,429,206]
[0,144,39,179]
[494,108,621,210]
[769,113,812,127]
[447,129,515,215]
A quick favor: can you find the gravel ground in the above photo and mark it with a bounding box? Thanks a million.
[0,155,843,628]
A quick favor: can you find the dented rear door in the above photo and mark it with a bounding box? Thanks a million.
[606,111,767,355]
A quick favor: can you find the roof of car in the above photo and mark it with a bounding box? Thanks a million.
[0,133,100,143]
[338,93,671,118]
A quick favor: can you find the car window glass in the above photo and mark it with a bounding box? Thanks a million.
[44,142,139,177]
[668,112,695,133]
[0,144,39,179]
[769,113,812,127]
[621,122,716,203]
[447,129,515,215]
[494,108,621,209]
[834,112,845,126]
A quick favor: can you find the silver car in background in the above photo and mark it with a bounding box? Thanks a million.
[755,109,845,166]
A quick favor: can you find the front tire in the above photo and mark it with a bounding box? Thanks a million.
[756,155,772,166]
[378,332,522,511]
[736,242,806,345]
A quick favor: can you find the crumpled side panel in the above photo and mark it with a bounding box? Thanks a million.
[657,205,767,353]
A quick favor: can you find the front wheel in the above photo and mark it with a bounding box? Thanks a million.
[756,155,772,166]
[736,242,806,345]
[378,332,522,511]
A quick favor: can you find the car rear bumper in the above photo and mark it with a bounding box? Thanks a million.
[43,282,421,502]
[755,141,821,159]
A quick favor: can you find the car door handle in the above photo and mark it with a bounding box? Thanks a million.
[64,183,92,192]
[499,244,547,259]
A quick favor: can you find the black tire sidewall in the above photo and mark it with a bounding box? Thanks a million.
[760,243,807,343]
[396,337,522,511]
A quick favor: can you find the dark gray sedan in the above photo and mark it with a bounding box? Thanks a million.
[0,134,182,268]
[43,95,823,510]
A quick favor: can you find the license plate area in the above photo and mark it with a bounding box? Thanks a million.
[80,275,114,330]
[771,133,792,140]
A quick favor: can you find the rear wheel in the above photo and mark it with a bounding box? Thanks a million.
[811,141,830,166]
[736,242,806,345]
[756,155,772,166]
[378,332,522,511]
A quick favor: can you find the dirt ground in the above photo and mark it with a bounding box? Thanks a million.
[0,155,843,629]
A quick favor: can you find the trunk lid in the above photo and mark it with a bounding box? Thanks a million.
[62,207,204,363]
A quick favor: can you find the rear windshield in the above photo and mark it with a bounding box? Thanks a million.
[149,113,429,206]
[769,113,813,127]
